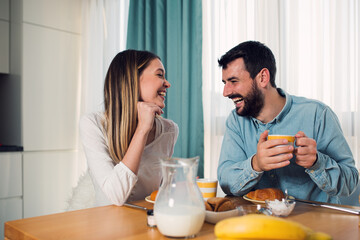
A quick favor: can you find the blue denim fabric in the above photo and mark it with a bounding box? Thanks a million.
[218,88,359,203]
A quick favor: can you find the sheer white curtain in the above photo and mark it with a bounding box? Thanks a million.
[80,0,129,115]
[78,0,129,173]
[202,0,360,184]
[279,0,360,169]
[202,0,280,182]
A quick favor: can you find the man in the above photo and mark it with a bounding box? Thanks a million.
[217,41,358,203]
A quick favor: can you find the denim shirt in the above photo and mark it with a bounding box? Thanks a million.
[218,88,359,203]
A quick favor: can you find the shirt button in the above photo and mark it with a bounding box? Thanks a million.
[250,173,254,177]
[310,170,314,174]
[270,174,275,178]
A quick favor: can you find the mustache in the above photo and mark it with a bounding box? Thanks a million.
[228,94,243,99]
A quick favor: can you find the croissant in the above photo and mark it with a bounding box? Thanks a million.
[247,188,285,201]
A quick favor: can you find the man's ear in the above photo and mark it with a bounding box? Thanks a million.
[256,68,270,88]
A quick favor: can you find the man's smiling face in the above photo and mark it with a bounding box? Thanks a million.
[222,58,264,118]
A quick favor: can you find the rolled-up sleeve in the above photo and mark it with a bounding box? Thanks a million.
[218,113,263,196]
[306,107,359,197]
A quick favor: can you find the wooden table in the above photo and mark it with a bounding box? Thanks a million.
[4,198,360,240]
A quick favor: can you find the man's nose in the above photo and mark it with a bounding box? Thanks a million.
[223,83,231,97]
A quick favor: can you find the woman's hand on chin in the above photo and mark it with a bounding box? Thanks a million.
[137,101,163,133]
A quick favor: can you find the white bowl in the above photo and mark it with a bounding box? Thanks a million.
[205,209,239,224]
[265,199,296,217]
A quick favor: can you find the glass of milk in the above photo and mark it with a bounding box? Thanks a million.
[154,156,205,238]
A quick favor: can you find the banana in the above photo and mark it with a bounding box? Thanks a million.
[214,214,332,240]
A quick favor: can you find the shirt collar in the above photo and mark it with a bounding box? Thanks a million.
[251,88,292,125]
[274,88,292,122]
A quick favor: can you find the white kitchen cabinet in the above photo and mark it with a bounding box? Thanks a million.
[0,153,22,198]
[0,0,9,20]
[0,0,9,73]
[22,24,80,151]
[0,152,23,239]
[0,20,9,74]
[8,0,82,152]
[23,151,79,218]
[0,197,22,238]
[5,0,83,222]
[24,0,81,33]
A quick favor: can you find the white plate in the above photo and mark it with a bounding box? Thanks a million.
[243,195,294,205]
[243,195,266,205]
[205,209,239,224]
[145,196,155,204]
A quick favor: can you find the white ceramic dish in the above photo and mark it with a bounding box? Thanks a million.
[243,195,295,205]
[243,195,266,205]
[145,196,155,204]
[205,209,239,224]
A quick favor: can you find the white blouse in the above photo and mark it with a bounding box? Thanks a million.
[80,112,179,206]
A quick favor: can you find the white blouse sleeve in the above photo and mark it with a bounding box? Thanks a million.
[79,113,138,206]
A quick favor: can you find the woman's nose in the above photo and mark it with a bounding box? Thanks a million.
[164,79,171,88]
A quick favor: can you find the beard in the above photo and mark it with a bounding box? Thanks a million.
[235,82,264,118]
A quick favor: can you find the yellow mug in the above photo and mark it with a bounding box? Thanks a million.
[267,135,295,151]
[267,135,295,144]
[196,178,218,200]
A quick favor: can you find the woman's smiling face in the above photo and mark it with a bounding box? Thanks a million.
[139,58,170,109]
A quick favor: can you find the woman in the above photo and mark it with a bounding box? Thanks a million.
[80,50,178,206]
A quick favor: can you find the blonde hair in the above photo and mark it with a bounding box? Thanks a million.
[103,50,159,164]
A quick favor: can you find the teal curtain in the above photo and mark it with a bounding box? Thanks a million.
[126,0,204,177]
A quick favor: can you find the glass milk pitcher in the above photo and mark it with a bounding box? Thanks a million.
[154,156,205,238]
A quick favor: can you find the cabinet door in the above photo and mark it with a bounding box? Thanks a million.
[0,197,22,238]
[23,151,79,218]
[22,24,80,151]
[0,0,9,20]
[0,153,22,199]
[23,0,81,33]
[0,0,9,73]
[0,20,9,73]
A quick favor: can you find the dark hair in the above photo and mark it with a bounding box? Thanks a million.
[218,41,277,87]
